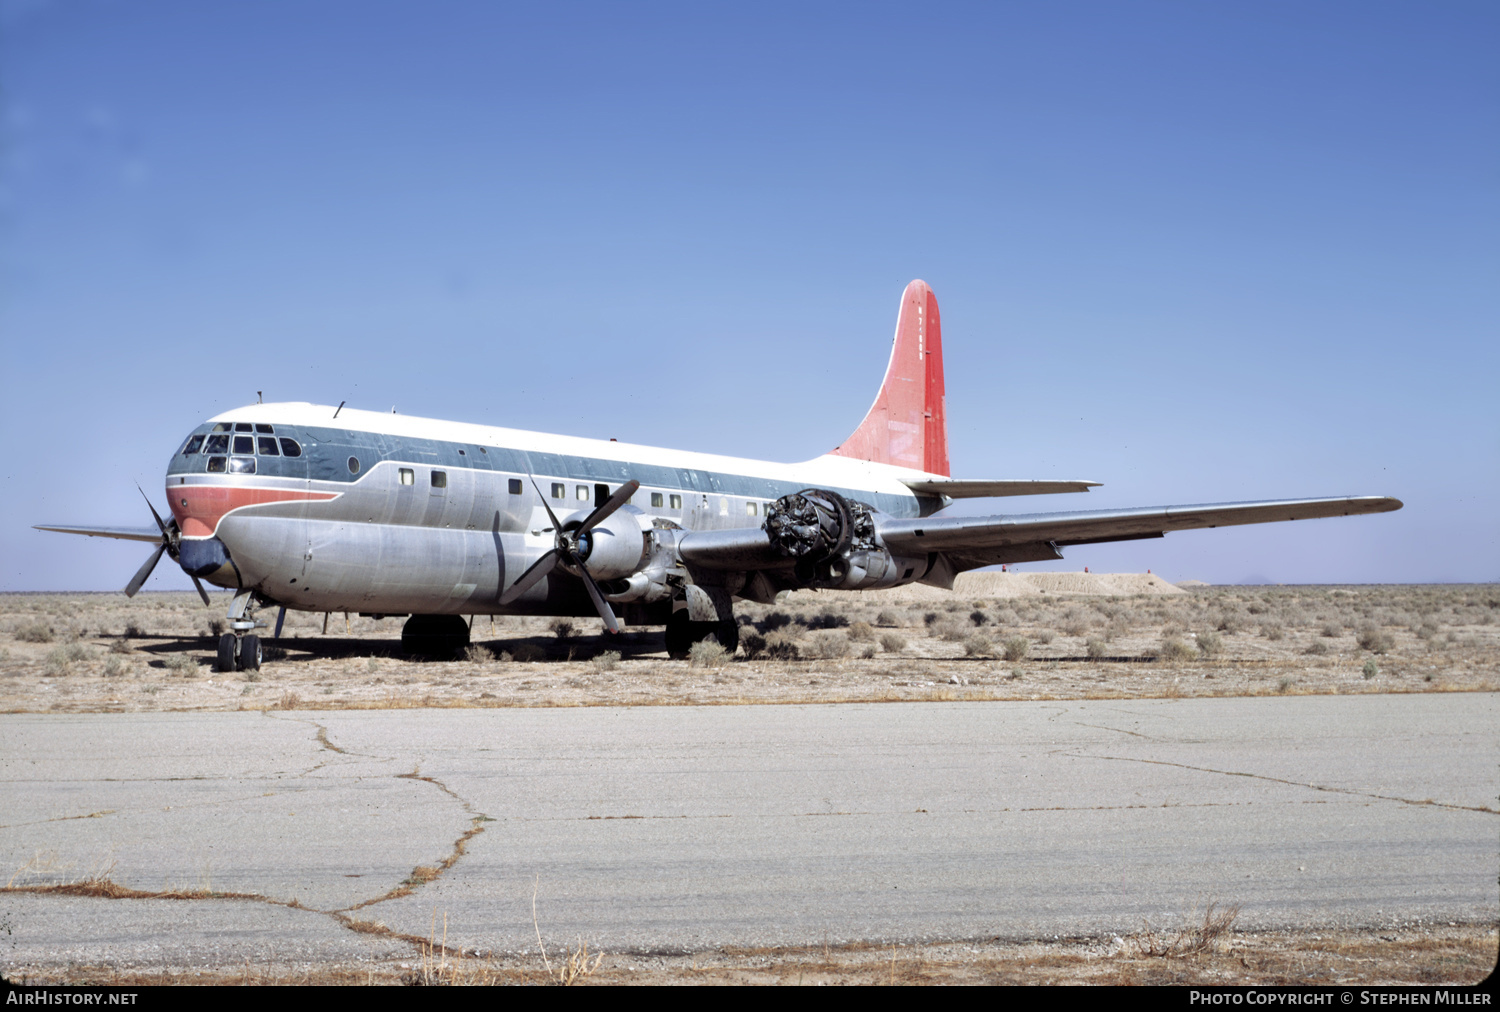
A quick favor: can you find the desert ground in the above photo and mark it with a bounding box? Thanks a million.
[2,574,1496,986]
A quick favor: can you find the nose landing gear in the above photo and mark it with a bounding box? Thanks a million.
[216,589,269,672]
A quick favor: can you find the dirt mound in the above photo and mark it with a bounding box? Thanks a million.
[784,571,1183,605]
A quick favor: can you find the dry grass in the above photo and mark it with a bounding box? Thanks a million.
[0,585,1494,713]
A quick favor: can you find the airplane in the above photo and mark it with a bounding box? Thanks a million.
[36,280,1401,672]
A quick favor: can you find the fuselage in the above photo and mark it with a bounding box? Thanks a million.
[166,402,944,617]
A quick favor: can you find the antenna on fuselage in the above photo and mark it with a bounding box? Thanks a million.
[257,391,263,403]
[333,401,345,418]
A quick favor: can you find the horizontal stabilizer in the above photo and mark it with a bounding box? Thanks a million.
[33,524,165,544]
[903,479,1100,498]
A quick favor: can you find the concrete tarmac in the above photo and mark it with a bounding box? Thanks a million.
[1,695,1495,968]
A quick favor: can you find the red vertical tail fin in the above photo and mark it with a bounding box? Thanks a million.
[829,280,949,476]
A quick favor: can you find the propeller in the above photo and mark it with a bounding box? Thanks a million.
[126,485,212,606]
[499,478,640,634]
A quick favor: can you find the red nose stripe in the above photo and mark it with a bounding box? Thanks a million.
[169,486,339,538]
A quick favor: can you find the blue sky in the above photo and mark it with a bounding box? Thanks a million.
[3,1,1496,590]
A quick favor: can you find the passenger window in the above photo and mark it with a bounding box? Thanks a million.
[746,502,757,516]
[763,502,772,514]
[279,438,302,457]
[182,435,205,455]
[206,456,227,473]
[228,456,256,474]
[551,483,565,499]
[480,447,488,454]
[257,436,280,456]
[233,435,254,454]
[432,471,448,489]
[255,424,274,434]
[651,492,663,508]
[205,434,230,454]
[669,494,682,509]
[348,457,360,474]
[508,479,523,495]
[234,423,253,432]
[458,449,466,456]
[576,485,589,500]
[399,468,414,486]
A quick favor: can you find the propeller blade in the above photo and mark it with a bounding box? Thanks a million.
[136,484,171,540]
[124,543,167,597]
[499,549,560,605]
[577,480,640,537]
[529,477,564,535]
[190,575,211,607]
[575,561,621,635]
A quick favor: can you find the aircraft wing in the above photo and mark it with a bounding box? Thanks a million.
[876,496,1403,572]
[902,479,1100,498]
[679,495,1402,576]
[33,524,165,544]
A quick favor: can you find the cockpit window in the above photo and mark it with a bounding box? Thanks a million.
[233,435,254,454]
[234,422,253,432]
[255,424,274,434]
[257,436,280,456]
[228,456,256,474]
[206,456,227,472]
[182,435,205,455]
[279,438,302,457]
[211,423,232,433]
[204,434,230,454]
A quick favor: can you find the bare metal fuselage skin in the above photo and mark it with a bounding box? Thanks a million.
[168,402,942,619]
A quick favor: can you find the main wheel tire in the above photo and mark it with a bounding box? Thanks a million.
[664,609,694,660]
[707,619,739,655]
[239,634,262,671]
[401,614,471,658]
[217,633,237,673]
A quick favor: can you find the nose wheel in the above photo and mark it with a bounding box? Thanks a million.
[217,632,262,672]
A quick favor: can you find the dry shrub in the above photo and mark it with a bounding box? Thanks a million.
[123,621,144,639]
[1196,630,1223,659]
[1320,622,1342,638]
[163,652,197,675]
[857,643,877,659]
[1356,626,1394,654]
[1261,622,1285,641]
[879,632,907,654]
[278,691,302,709]
[107,638,132,655]
[875,609,901,627]
[590,651,620,672]
[1158,637,1197,662]
[1304,641,1329,656]
[465,645,495,663]
[805,630,850,660]
[847,621,875,642]
[1033,630,1054,645]
[963,635,992,658]
[740,631,767,659]
[1085,637,1108,659]
[15,623,54,644]
[102,655,128,678]
[1002,637,1029,662]
[757,611,793,633]
[1136,902,1241,957]
[969,609,989,627]
[548,618,576,640]
[689,640,727,667]
[935,622,968,643]
[764,631,801,660]
[44,642,89,676]
[511,642,546,662]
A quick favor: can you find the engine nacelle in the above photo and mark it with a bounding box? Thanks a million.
[564,507,647,581]
[764,489,925,591]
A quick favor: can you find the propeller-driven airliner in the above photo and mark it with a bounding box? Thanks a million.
[37,281,1401,671]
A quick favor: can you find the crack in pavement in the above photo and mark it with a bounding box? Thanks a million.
[1066,751,1500,814]
[1,714,499,964]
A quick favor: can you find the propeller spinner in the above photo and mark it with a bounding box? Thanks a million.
[126,485,212,606]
